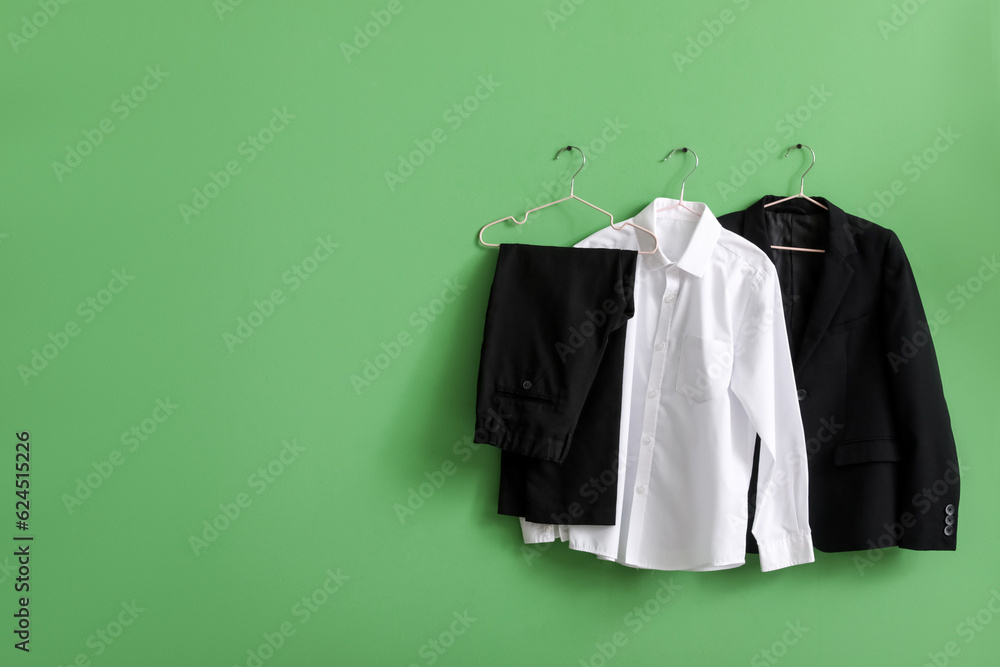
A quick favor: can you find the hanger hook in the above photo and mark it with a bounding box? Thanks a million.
[664,147,699,203]
[555,145,586,195]
[783,143,816,196]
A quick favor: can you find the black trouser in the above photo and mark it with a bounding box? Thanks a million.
[474,244,637,525]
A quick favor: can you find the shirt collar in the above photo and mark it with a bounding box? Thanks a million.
[632,197,722,277]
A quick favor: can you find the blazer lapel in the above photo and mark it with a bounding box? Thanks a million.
[742,196,858,370]
[795,227,855,369]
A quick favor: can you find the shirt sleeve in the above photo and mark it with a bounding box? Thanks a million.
[730,267,815,572]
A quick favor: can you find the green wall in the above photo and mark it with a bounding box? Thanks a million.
[3,1,999,665]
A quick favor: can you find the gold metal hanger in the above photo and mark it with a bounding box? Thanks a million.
[765,143,827,254]
[478,146,659,253]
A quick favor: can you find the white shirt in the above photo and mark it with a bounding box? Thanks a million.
[519,198,815,572]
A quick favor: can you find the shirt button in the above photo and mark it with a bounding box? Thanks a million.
[663,292,676,303]
[655,341,665,351]
[945,504,955,515]
[635,485,645,495]
[642,436,651,445]
[796,389,807,401]
[648,389,658,398]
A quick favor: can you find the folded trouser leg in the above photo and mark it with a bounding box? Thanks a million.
[473,243,637,525]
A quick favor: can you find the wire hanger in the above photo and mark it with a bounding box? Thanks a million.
[656,147,700,215]
[765,143,827,254]
[765,143,829,211]
[479,145,659,253]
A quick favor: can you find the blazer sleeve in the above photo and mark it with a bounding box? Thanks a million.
[880,231,960,550]
[731,267,815,571]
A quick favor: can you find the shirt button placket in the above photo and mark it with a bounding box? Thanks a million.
[628,274,680,558]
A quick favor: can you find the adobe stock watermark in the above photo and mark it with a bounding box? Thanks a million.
[555,277,632,362]
[213,0,251,21]
[188,438,306,556]
[8,0,73,54]
[405,611,477,667]
[750,620,809,666]
[921,588,1000,667]
[383,75,501,192]
[179,107,295,223]
[231,567,349,667]
[853,126,959,223]
[17,267,135,385]
[672,0,754,73]
[577,579,682,666]
[395,406,515,524]
[61,397,179,514]
[544,0,589,30]
[760,416,842,496]
[395,406,512,522]
[735,415,841,532]
[853,459,967,575]
[0,557,16,586]
[350,277,467,394]
[394,432,493,524]
[887,254,998,372]
[521,460,620,567]
[676,300,780,399]
[51,65,169,182]
[57,600,145,665]
[715,84,834,201]
[222,235,340,352]
[340,0,412,63]
[878,0,935,40]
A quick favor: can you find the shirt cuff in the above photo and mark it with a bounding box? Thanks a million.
[757,533,815,572]
[519,518,562,544]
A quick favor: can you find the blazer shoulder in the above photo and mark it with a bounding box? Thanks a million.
[717,210,745,235]
[843,211,897,250]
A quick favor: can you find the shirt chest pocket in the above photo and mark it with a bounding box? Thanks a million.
[675,334,734,403]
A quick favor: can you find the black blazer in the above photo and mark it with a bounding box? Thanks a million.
[720,196,959,552]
